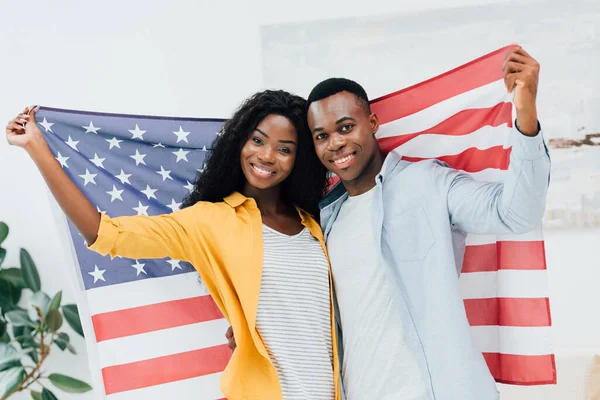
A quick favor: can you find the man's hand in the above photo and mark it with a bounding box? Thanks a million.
[502,46,540,136]
[225,326,236,351]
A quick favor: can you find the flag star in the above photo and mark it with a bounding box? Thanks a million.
[215,130,222,137]
[172,126,190,143]
[197,166,205,173]
[130,149,147,165]
[131,260,147,276]
[167,259,182,271]
[96,206,106,214]
[166,199,182,212]
[128,124,146,140]
[82,121,101,134]
[153,143,165,148]
[106,185,124,202]
[90,153,106,168]
[115,169,132,184]
[133,201,149,216]
[156,166,173,181]
[141,185,158,200]
[55,152,70,168]
[66,136,79,151]
[106,137,123,149]
[39,118,54,133]
[78,169,97,186]
[88,265,106,284]
[183,181,195,192]
[201,145,207,151]
[172,148,190,163]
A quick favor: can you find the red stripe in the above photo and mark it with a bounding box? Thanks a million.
[462,241,547,273]
[464,298,551,327]
[371,45,514,124]
[483,353,557,385]
[401,145,511,173]
[93,295,224,342]
[102,344,231,394]
[378,102,513,153]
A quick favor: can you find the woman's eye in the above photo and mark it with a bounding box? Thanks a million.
[316,133,327,141]
[252,137,262,145]
[279,148,291,154]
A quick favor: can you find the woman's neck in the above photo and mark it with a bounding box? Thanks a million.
[241,184,289,216]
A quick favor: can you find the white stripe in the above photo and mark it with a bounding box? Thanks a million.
[106,373,223,400]
[87,271,207,315]
[97,318,229,367]
[470,326,553,355]
[459,270,549,299]
[376,80,510,137]
[385,125,511,159]
[466,226,544,246]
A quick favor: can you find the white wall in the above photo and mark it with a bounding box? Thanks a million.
[0,0,597,399]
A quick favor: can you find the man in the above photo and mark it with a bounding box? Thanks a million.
[229,46,550,399]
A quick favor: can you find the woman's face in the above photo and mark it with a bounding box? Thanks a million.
[240,114,298,191]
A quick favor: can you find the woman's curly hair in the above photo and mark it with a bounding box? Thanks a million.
[182,90,327,217]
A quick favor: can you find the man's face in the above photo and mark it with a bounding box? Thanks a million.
[307,91,379,183]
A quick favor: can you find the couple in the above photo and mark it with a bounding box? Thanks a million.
[7,46,550,400]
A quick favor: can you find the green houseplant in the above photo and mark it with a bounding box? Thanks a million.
[0,221,92,399]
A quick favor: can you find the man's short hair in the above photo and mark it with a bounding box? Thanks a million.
[307,78,371,114]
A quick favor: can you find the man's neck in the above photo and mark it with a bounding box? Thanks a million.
[342,149,385,197]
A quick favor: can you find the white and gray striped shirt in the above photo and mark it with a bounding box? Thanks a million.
[256,224,335,400]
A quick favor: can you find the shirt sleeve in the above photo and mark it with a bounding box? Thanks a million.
[88,203,206,262]
[442,124,551,234]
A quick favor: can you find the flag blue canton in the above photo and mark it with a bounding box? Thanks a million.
[38,107,225,290]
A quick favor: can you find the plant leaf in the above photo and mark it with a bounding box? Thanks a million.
[0,366,25,398]
[0,269,25,289]
[0,223,8,246]
[20,249,40,292]
[0,320,5,339]
[48,373,92,393]
[66,342,77,355]
[62,305,84,337]
[46,310,63,333]
[28,292,50,322]
[5,310,36,328]
[0,332,9,344]
[53,332,69,351]
[48,291,62,312]
[0,249,6,267]
[41,387,58,400]
[0,281,17,315]
[0,343,22,372]
[30,390,42,400]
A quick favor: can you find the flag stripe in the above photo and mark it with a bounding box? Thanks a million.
[371,45,512,123]
[377,102,512,153]
[402,145,511,172]
[102,345,231,395]
[464,298,551,327]
[470,326,553,355]
[374,80,509,136]
[483,353,557,385]
[87,271,206,315]
[97,319,230,368]
[93,295,223,342]
[105,373,224,400]
[382,125,510,160]
[465,228,543,245]
[461,241,547,273]
[459,270,549,299]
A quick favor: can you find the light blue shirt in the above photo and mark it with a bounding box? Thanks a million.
[319,125,551,400]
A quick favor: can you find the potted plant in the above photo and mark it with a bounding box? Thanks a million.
[0,221,92,399]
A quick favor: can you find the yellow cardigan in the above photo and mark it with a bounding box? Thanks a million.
[89,191,341,400]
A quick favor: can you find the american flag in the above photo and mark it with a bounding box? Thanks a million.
[41,45,554,399]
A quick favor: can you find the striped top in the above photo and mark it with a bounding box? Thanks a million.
[256,224,335,400]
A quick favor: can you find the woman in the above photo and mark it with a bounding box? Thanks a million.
[6,90,341,400]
